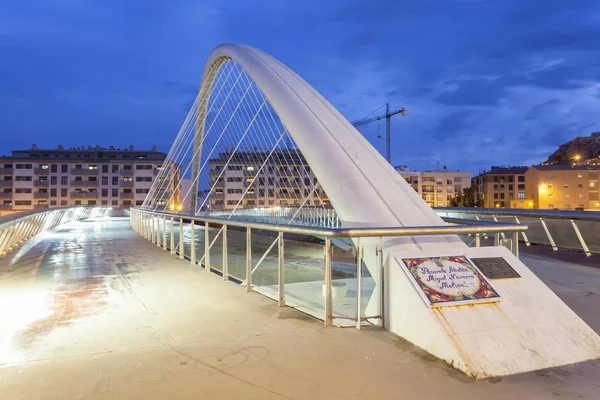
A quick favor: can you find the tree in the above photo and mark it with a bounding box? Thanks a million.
[449,186,483,208]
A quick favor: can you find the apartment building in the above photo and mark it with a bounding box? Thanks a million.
[525,165,600,210]
[395,166,471,207]
[207,150,328,211]
[471,166,528,208]
[0,145,174,213]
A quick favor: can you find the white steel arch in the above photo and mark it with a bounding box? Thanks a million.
[191,43,463,251]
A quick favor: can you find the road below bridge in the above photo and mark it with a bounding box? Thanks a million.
[0,217,599,399]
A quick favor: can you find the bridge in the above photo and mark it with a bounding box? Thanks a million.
[1,44,600,398]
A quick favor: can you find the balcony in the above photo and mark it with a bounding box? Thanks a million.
[0,168,13,175]
[0,181,12,188]
[71,180,99,187]
[0,204,12,211]
[71,191,99,199]
[34,167,49,175]
[119,192,134,199]
[120,169,134,175]
[34,204,49,210]
[33,180,49,187]
[71,168,98,175]
[120,181,134,188]
[34,192,49,199]
[0,192,12,199]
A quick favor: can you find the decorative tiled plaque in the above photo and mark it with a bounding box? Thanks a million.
[400,255,501,307]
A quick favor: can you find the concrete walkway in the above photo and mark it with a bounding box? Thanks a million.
[0,217,599,399]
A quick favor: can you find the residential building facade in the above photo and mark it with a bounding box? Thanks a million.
[207,150,329,211]
[0,145,174,213]
[525,165,600,210]
[395,166,472,207]
[471,166,528,208]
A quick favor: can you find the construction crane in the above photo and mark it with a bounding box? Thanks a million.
[352,103,407,163]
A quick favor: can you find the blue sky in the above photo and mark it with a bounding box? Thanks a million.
[1,0,600,174]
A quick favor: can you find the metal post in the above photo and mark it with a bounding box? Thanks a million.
[570,219,591,257]
[492,215,506,240]
[246,227,252,292]
[179,218,184,259]
[356,237,362,330]
[170,217,175,254]
[385,103,391,163]
[514,216,530,246]
[539,217,558,251]
[222,224,228,281]
[494,232,500,247]
[475,233,481,248]
[324,237,332,327]
[278,232,285,307]
[162,216,167,249]
[156,215,161,247]
[190,220,196,265]
[513,231,519,258]
[151,216,156,243]
[204,221,210,271]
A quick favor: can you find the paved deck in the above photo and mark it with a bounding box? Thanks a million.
[0,217,599,399]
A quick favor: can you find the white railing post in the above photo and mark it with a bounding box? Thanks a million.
[162,216,167,249]
[356,237,362,330]
[179,218,184,259]
[246,227,252,292]
[204,221,210,271]
[539,217,558,251]
[324,237,332,327]
[190,220,196,265]
[514,216,530,246]
[222,224,228,280]
[170,217,175,254]
[570,219,591,257]
[278,231,284,307]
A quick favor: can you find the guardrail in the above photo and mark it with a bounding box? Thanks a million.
[435,207,600,256]
[131,208,526,329]
[0,207,128,256]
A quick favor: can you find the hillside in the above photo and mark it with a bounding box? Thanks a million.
[544,132,600,164]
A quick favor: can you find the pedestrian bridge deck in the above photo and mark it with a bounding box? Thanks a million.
[0,217,599,399]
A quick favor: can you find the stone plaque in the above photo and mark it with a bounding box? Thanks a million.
[399,255,501,307]
[470,257,521,279]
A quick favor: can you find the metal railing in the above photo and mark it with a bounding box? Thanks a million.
[130,208,526,329]
[435,207,600,256]
[0,207,127,256]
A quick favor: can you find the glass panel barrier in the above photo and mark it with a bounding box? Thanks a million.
[227,225,247,281]
[282,232,326,320]
[250,229,279,300]
[208,223,224,273]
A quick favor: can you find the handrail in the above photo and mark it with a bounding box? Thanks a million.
[132,208,527,238]
[435,207,600,222]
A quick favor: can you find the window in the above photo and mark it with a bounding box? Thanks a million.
[61,164,68,173]
[50,176,57,185]
[578,173,583,178]
[268,189,275,197]
[508,184,513,191]
[246,166,254,171]
[564,194,570,199]
[112,165,118,173]
[135,165,152,170]
[227,166,243,171]
[112,200,118,205]
[102,200,108,205]
[112,189,118,197]
[548,174,552,179]
[88,165,97,170]
[518,184,525,190]
[518,192,525,199]
[112,177,119,185]
[446,179,453,184]
[268,178,275,185]
[564,184,569,189]
[15,176,32,181]
[61,188,67,197]
[563,174,568,179]
[226,177,243,183]
[590,182,596,188]
[259,189,265,196]
[578,184,583,188]
[15,200,32,205]
[122,200,131,206]
[15,188,32,193]
[61,200,67,206]
[102,176,108,185]
[50,200,56,205]
[578,194,584,199]
[227,188,243,194]
[88,200,97,205]
[102,165,108,173]
[548,184,553,188]
[50,188,57,197]
[548,194,553,199]
[61,176,68,185]
[493,185,498,191]
[51,164,57,173]
[102,189,108,197]
[136,188,150,194]
[15,164,32,169]
[493,193,498,199]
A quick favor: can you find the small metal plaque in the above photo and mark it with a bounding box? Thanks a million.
[470,257,521,279]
